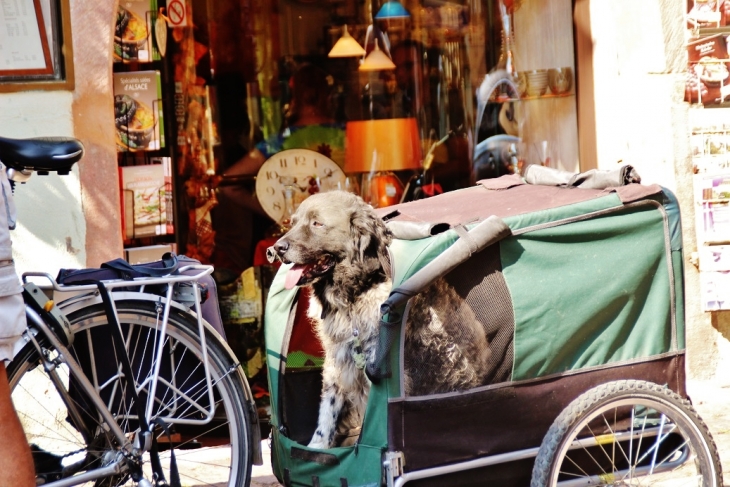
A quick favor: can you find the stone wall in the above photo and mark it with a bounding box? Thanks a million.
[585,0,730,382]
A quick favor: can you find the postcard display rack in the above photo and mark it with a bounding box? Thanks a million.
[685,1,730,311]
[113,0,176,259]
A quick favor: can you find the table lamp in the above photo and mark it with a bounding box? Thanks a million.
[345,118,422,207]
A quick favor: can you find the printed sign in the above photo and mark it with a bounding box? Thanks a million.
[166,0,188,27]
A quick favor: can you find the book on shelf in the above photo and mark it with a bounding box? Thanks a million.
[119,160,173,240]
[113,70,165,152]
[114,0,161,63]
[153,156,175,236]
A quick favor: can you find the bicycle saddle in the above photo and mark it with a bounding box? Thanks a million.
[0,136,84,174]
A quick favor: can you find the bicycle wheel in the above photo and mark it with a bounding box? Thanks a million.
[9,299,253,487]
[530,380,722,487]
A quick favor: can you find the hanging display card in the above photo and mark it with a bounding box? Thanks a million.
[686,34,730,106]
[114,0,160,63]
[119,163,172,239]
[693,169,730,311]
[113,70,165,152]
[694,173,730,245]
[687,0,725,30]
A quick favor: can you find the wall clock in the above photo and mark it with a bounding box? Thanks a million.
[255,148,346,222]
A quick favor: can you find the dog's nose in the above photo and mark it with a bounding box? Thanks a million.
[265,246,277,264]
[274,240,289,254]
[266,240,290,264]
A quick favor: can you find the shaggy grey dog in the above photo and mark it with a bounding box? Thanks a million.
[271,190,491,449]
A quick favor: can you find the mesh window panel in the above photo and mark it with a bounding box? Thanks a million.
[403,243,514,396]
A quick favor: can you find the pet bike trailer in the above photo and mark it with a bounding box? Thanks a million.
[264,171,695,486]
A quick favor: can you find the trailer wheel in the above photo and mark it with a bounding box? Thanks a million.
[530,380,722,486]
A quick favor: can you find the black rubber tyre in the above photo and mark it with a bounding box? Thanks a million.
[531,380,722,487]
[9,300,253,487]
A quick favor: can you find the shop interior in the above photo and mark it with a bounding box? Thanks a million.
[113,0,578,413]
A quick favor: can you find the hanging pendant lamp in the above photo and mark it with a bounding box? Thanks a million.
[359,38,395,71]
[375,1,410,19]
[328,25,366,58]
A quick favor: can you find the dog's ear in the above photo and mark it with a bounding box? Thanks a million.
[350,206,393,275]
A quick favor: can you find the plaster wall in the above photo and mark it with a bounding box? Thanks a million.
[0,1,121,278]
[586,0,730,381]
[0,92,83,275]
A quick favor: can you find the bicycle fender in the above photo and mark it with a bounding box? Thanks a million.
[23,282,73,346]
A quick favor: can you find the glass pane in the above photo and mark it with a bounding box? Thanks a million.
[182,0,579,272]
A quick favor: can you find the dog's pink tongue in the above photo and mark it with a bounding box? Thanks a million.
[285,264,306,290]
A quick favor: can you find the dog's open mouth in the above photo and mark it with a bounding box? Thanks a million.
[285,255,335,289]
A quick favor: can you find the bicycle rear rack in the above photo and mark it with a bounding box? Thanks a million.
[23,265,219,428]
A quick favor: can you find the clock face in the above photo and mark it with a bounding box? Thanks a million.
[255,148,346,222]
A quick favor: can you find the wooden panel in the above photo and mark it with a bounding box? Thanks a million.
[513,0,581,173]
[573,0,598,171]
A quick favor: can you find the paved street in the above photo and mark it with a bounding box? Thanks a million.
[687,380,730,486]
[250,379,730,486]
[250,440,281,487]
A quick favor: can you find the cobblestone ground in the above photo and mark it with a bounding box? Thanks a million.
[251,440,281,486]
[250,379,730,486]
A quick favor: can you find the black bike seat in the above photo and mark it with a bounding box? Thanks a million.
[0,136,84,174]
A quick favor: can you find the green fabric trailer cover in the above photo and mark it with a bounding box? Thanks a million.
[504,202,675,380]
[387,189,683,383]
[263,183,683,484]
[265,270,388,487]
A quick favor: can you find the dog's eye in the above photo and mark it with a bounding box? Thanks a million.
[311,221,324,228]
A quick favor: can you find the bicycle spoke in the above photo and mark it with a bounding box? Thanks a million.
[11,299,250,486]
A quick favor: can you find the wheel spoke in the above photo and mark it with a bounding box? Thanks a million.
[532,380,721,487]
[10,301,251,486]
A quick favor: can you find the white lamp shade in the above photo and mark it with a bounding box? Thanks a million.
[328,25,366,58]
[359,39,395,71]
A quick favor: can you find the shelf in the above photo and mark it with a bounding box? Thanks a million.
[499,92,575,103]
[694,26,730,36]
[519,92,575,101]
[113,60,164,73]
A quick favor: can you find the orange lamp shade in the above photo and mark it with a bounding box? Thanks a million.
[344,118,422,173]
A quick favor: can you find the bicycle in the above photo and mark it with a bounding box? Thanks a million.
[0,135,260,486]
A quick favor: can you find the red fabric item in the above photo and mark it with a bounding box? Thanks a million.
[422,183,443,197]
[253,237,322,357]
[288,287,324,358]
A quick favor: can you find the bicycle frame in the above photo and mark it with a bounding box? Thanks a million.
[18,264,223,486]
